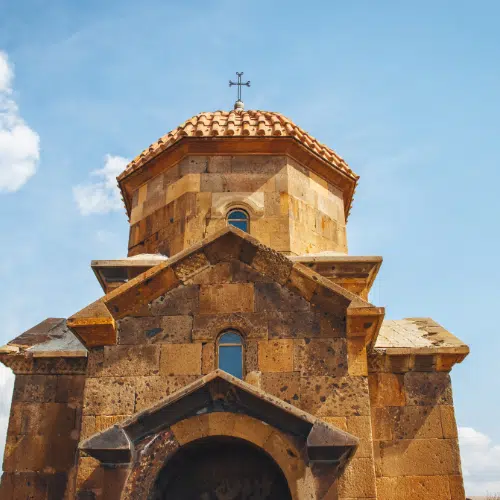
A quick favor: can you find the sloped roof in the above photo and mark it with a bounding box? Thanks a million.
[374,318,469,355]
[0,318,86,357]
[117,110,357,182]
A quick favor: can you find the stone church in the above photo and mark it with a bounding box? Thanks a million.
[0,103,469,499]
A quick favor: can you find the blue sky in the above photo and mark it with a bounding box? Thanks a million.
[0,0,499,494]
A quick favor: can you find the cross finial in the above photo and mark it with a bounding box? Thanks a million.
[229,72,250,111]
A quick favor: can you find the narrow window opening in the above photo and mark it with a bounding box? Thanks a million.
[227,209,249,232]
[218,331,243,379]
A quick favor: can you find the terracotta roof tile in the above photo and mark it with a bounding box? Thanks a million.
[118,110,356,181]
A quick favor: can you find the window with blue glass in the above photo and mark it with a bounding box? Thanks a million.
[218,331,243,379]
[227,209,249,232]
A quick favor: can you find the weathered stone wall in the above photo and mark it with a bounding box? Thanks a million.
[0,362,86,499]
[287,158,346,255]
[369,355,465,500]
[127,155,347,257]
[77,259,373,499]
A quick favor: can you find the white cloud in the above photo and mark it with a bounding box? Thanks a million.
[0,51,40,192]
[459,426,500,496]
[0,364,14,468]
[73,154,129,215]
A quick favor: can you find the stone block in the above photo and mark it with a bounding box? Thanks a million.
[186,262,233,284]
[390,405,444,440]
[440,405,458,438]
[337,457,377,498]
[231,155,286,174]
[371,407,393,441]
[245,341,259,372]
[8,402,77,437]
[262,429,304,482]
[83,377,135,416]
[375,476,451,500]
[207,156,231,173]
[86,347,105,376]
[158,315,193,343]
[413,354,436,372]
[134,375,199,411]
[13,375,58,403]
[160,343,202,375]
[267,311,322,339]
[230,259,273,283]
[95,415,127,433]
[254,282,309,312]
[388,354,412,373]
[286,265,318,302]
[321,416,347,431]
[404,372,453,406]
[0,473,14,499]
[3,435,42,472]
[448,475,466,499]
[165,173,201,204]
[44,436,80,471]
[150,284,200,316]
[258,340,294,372]
[3,471,61,499]
[250,246,293,285]
[347,337,368,376]
[171,415,209,445]
[192,312,268,341]
[347,416,373,458]
[102,465,130,500]
[179,156,208,174]
[55,375,85,404]
[103,345,160,376]
[300,376,370,417]
[260,372,300,405]
[199,283,254,314]
[80,416,96,440]
[201,342,215,374]
[264,191,281,216]
[244,371,261,387]
[76,456,103,490]
[172,250,210,282]
[375,438,462,476]
[106,267,180,319]
[117,316,168,344]
[369,373,406,407]
[294,339,347,377]
[206,412,237,436]
[5,435,77,474]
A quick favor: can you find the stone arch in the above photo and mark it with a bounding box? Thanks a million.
[211,194,265,220]
[80,371,358,500]
[151,436,292,499]
[122,413,306,500]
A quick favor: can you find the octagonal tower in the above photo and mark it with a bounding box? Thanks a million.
[117,110,359,258]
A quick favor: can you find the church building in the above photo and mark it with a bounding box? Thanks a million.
[0,93,469,499]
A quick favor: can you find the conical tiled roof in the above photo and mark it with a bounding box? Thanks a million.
[117,110,357,181]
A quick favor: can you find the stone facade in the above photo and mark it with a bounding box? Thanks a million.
[127,155,347,257]
[0,109,469,499]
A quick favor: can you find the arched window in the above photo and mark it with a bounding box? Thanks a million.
[218,331,243,379]
[227,209,249,232]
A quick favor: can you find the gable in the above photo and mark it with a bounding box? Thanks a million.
[67,227,384,348]
[80,370,359,468]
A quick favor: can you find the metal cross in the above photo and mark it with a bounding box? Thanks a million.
[229,72,250,102]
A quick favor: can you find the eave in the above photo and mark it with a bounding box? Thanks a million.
[117,136,359,221]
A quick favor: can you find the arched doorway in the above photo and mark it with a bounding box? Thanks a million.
[150,436,293,500]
